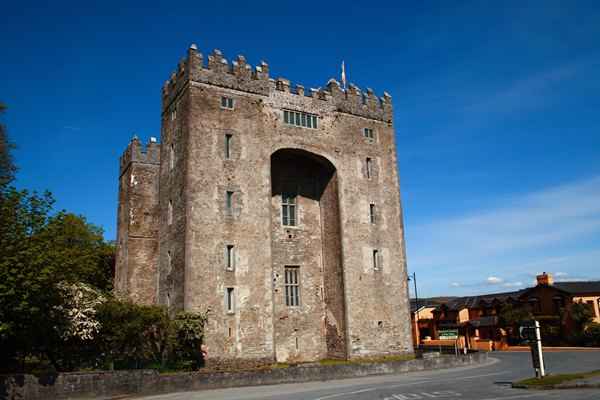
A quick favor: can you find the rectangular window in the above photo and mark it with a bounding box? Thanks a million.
[284,266,300,307]
[169,143,175,170]
[225,134,232,159]
[283,110,318,129]
[226,191,234,213]
[373,249,380,270]
[366,157,373,179]
[170,107,177,121]
[226,287,235,313]
[369,203,376,224]
[221,96,234,109]
[168,200,173,225]
[281,191,297,226]
[226,245,235,270]
[364,128,374,139]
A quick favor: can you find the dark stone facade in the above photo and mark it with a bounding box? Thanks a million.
[116,44,413,363]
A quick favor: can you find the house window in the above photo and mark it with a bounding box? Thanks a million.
[226,287,235,313]
[168,200,173,225]
[366,157,373,179]
[169,143,175,170]
[528,297,541,313]
[364,128,374,139]
[225,134,233,159]
[281,191,297,226]
[552,296,565,314]
[369,203,376,224]
[226,245,235,271]
[221,96,234,109]
[283,110,318,129]
[284,266,300,307]
[373,249,380,270]
[226,191,234,214]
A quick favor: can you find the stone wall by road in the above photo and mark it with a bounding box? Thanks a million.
[0,353,487,400]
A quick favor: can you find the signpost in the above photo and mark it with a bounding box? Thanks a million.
[438,329,459,340]
[520,320,545,378]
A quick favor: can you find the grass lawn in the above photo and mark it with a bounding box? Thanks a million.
[515,370,600,387]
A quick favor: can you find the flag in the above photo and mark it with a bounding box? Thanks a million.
[341,61,347,90]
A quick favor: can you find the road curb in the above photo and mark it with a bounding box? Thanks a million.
[512,382,600,390]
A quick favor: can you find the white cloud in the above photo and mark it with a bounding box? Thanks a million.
[408,176,600,296]
[486,276,503,285]
[409,175,600,268]
[450,282,461,287]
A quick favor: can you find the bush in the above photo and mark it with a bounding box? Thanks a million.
[96,299,207,371]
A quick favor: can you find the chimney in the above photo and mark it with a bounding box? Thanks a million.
[536,272,554,286]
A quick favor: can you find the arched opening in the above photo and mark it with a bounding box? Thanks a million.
[270,148,347,361]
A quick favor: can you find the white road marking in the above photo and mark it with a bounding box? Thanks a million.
[312,371,510,400]
[475,394,542,400]
[313,387,377,399]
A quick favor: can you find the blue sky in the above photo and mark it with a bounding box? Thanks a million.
[2,1,600,297]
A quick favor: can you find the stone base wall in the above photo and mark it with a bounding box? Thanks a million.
[0,353,487,400]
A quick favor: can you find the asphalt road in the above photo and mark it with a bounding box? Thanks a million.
[138,351,600,400]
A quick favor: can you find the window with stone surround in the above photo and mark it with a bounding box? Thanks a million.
[168,200,173,225]
[169,143,175,170]
[281,191,297,226]
[366,157,373,179]
[226,245,235,271]
[221,96,234,109]
[364,127,374,139]
[225,134,233,159]
[373,249,380,270]
[284,266,300,307]
[226,191,234,214]
[226,287,235,313]
[283,110,318,129]
[369,203,376,224]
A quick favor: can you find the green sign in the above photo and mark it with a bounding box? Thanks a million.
[439,329,459,340]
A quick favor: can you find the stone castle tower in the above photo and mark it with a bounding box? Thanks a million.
[116,44,413,363]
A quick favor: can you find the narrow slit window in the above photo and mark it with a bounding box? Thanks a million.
[221,96,234,109]
[281,191,297,226]
[226,245,235,270]
[225,134,233,159]
[373,249,379,270]
[226,287,235,313]
[366,157,373,179]
[369,203,376,224]
[226,191,234,213]
[169,143,175,170]
[170,107,177,121]
[168,200,173,225]
[284,266,300,306]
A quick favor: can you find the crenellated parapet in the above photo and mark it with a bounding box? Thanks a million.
[162,44,393,122]
[119,136,161,176]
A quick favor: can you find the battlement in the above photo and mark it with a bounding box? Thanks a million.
[119,136,161,176]
[162,44,393,122]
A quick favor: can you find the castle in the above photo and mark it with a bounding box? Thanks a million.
[115,44,413,363]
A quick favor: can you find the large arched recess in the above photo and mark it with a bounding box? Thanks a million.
[270,148,347,360]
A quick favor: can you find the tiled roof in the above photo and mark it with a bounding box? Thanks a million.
[443,290,525,311]
[554,281,600,295]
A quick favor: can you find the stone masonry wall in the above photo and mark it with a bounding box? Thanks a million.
[115,43,413,363]
[115,139,160,304]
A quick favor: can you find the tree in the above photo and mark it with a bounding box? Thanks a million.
[498,303,532,327]
[0,188,116,371]
[0,103,17,187]
[571,301,594,333]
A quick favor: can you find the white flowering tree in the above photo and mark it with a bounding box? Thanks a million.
[56,281,106,341]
